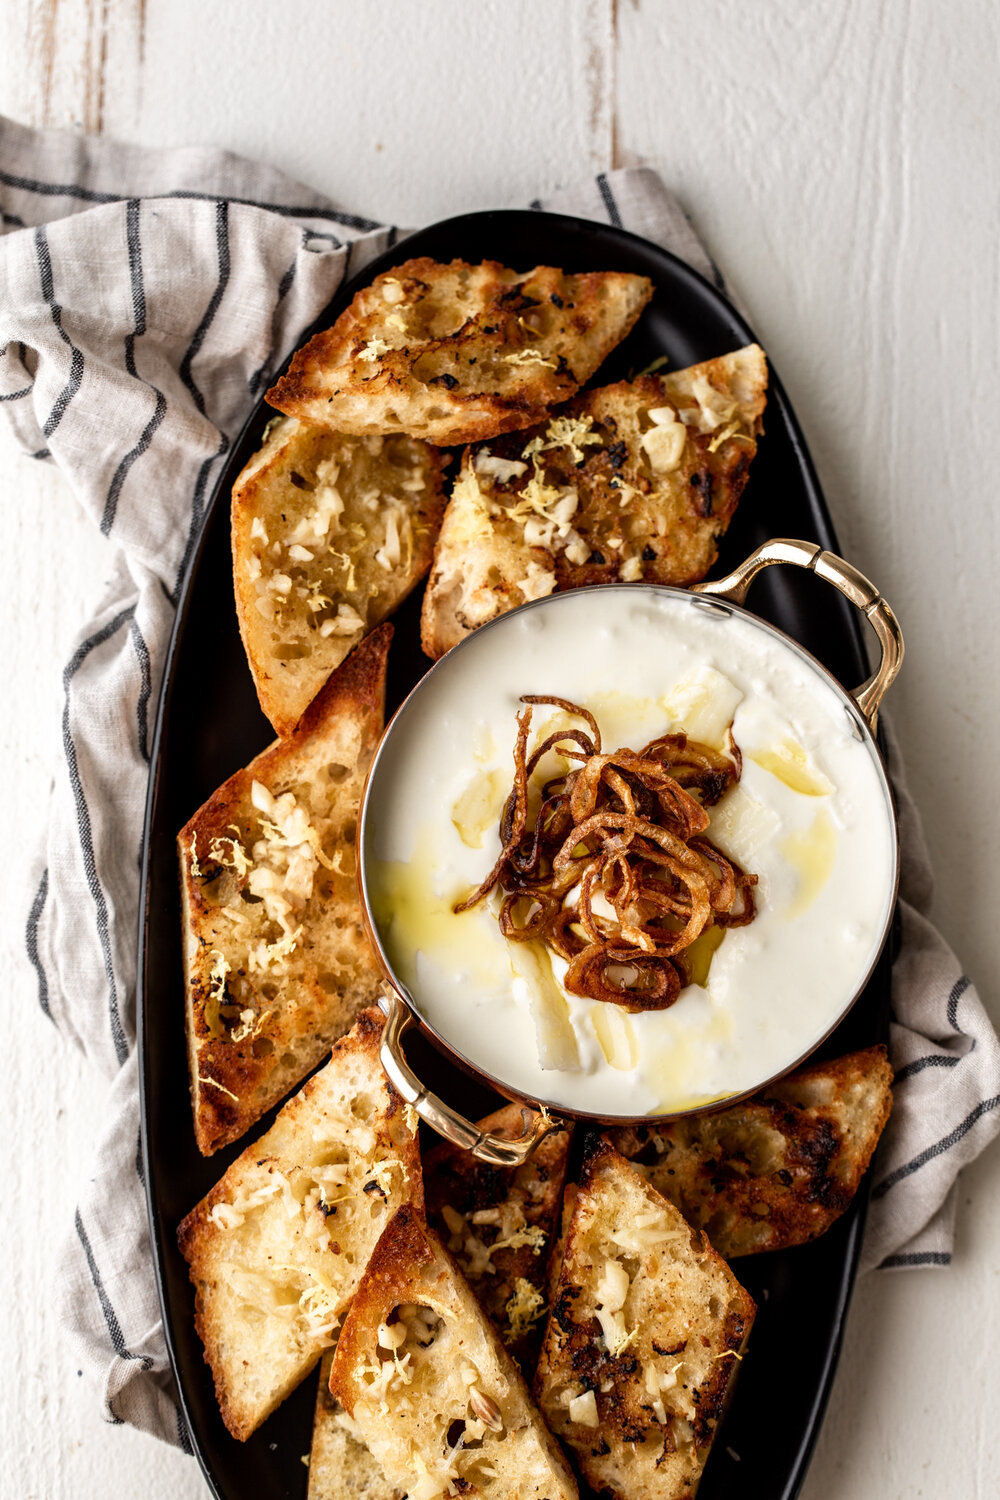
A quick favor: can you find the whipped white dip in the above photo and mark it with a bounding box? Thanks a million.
[363,587,896,1117]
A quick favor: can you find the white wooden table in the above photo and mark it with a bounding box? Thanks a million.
[2,3,998,1496]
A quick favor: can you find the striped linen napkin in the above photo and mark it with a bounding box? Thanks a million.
[2,113,996,1447]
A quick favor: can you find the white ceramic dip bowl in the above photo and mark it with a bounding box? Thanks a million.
[358,539,902,1165]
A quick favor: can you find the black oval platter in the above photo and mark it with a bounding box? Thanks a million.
[139,209,894,1500]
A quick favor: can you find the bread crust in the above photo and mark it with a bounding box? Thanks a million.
[232,416,445,737]
[420,345,767,658]
[267,257,652,446]
[179,625,390,1154]
[611,1045,894,1257]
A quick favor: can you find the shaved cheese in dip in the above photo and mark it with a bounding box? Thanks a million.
[362,588,896,1117]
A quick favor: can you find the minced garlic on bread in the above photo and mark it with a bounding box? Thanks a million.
[534,1135,754,1500]
[330,1203,579,1500]
[177,1009,422,1442]
[424,1105,572,1372]
[611,1045,893,1258]
[232,415,445,737]
[179,625,390,1156]
[420,344,768,658]
[266,257,653,447]
[309,1349,404,1500]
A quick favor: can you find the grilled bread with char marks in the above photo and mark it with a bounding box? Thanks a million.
[534,1135,754,1500]
[179,626,389,1155]
[330,1202,579,1500]
[611,1046,893,1258]
[232,415,445,737]
[267,257,652,447]
[177,1010,422,1441]
[420,344,767,658]
[424,1105,573,1373]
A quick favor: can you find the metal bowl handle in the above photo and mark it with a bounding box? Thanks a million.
[691,538,903,732]
[376,989,566,1166]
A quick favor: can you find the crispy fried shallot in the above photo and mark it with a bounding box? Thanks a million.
[455,697,757,1012]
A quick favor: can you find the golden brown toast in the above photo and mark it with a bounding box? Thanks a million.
[330,1203,579,1500]
[611,1046,893,1258]
[420,345,767,658]
[232,415,445,736]
[309,1350,404,1500]
[179,626,389,1155]
[534,1135,754,1500]
[267,257,653,446]
[424,1105,573,1372]
[177,1010,422,1442]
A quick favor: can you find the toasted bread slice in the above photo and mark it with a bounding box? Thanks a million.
[232,415,445,736]
[309,1350,404,1500]
[267,257,653,446]
[177,1010,422,1441]
[420,345,767,657]
[330,1203,579,1500]
[179,626,389,1155]
[534,1136,754,1500]
[611,1045,893,1258]
[424,1106,572,1372]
